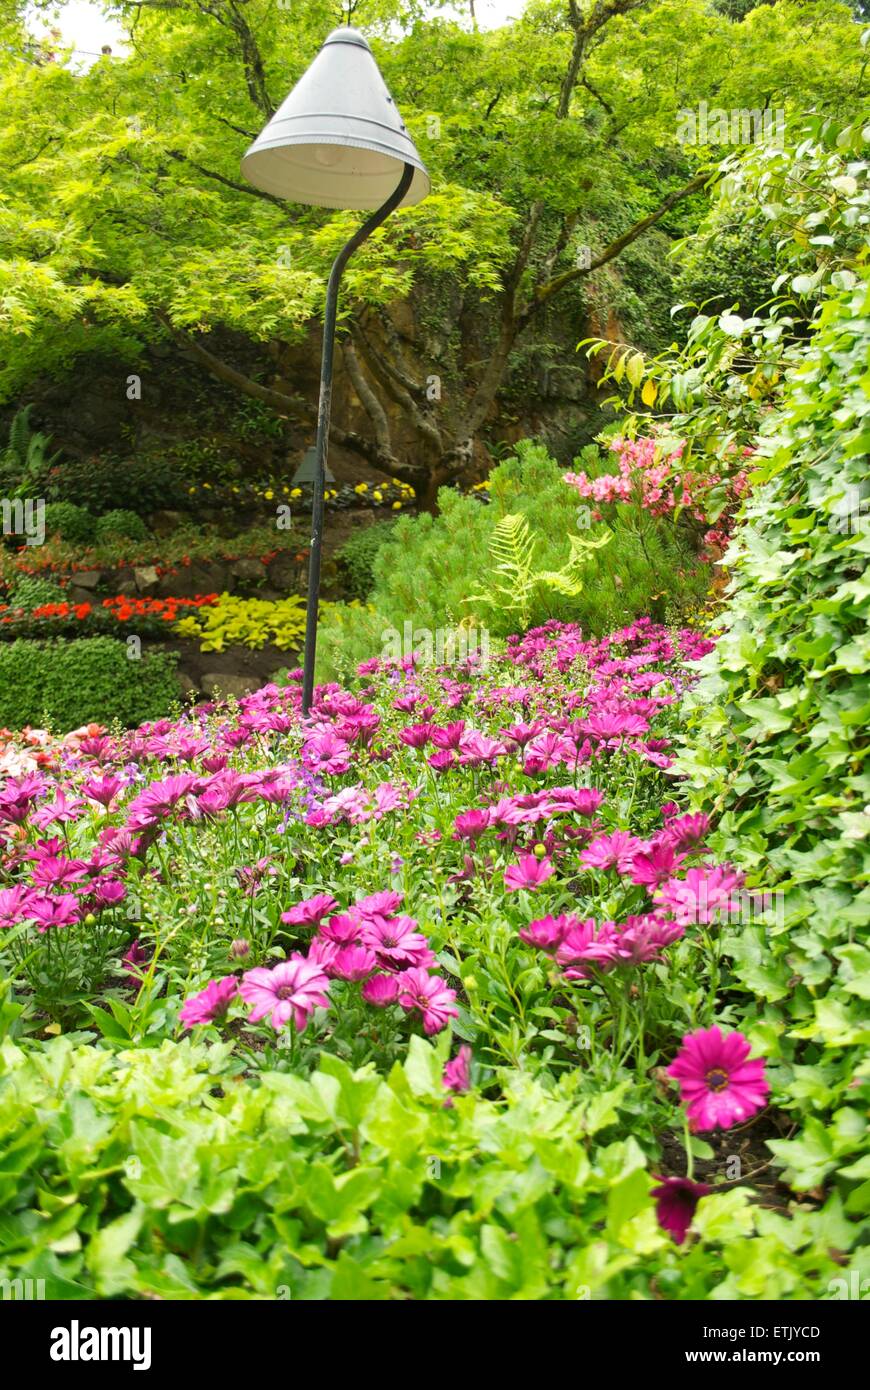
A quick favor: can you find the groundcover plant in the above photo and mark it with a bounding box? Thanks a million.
[0,616,864,1300]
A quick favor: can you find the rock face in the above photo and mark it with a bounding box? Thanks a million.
[71,570,102,589]
[200,672,261,701]
[133,566,160,594]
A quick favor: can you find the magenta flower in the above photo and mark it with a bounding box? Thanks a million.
[353,889,403,919]
[454,809,490,842]
[240,955,331,1032]
[610,914,684,964]
[27,893,81,932]
[443,1045,472,1096]
[667,1026,769,1132]
[31,856,89,889]
[82,775,123,808]
[555,917,618,976]
[89,878,127,910]
[362,973,401,1006]
[504,853,555,892]
[281,892,339,928]
[581,831,642,873]
[360,914,434,970]
[397,968,459,1035]
[0,886,34,928]
[656,865,744,926]
[650,1176,711,1245]
[519,914,572,952]
[179,976,239,1029]
[399,723,434,749]
[121,939,148,976]
[328,944,378,981]
[629,843,686,888]
[664,812,710,853]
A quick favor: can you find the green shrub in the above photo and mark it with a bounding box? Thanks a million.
[45,452,188,515]
[0,638,179,730]
[315,442,710,680]
[335,519,397,601]
[7,574,65,607]
[94,508,149,543]
[41,502,93,547]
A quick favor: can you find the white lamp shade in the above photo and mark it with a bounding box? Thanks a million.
[241,27,429,209]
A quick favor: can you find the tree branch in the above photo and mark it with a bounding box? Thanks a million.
[519,169,712,324]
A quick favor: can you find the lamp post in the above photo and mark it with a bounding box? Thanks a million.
[241,27,429,714]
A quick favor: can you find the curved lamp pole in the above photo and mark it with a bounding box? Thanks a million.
[241,27,429,714]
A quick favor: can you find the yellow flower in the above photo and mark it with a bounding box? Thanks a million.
[203,482,212,489]
[392,501,402,510]
[264,489,274,500]
[354,482,368,494]
[188,486,196,494]
[231,485,239,493]
[373,491,383,502]
[291,487,302,498]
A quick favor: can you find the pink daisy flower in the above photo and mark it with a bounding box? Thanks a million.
[581,830,642,874]
[667,1026,769,1132]
[360,914,434,969]
[281,892,339,927]
[397,968,459,1035]
[240,955,331,1032]
[650,1176,711,1245]
[361,973,401,1007]
[179,976,239,1029]
[328,944,378,981]
[443,1045,472,1096]
[504,853,555,892]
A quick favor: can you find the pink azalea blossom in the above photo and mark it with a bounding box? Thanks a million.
[667,1026,769,1132]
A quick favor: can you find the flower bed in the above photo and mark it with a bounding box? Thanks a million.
[0,616,859,1300]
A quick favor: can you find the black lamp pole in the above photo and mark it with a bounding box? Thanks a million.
[300,161,414,715]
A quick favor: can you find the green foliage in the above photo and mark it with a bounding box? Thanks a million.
[0,1032,855,1301]
[41,502,93,547]
[335,519,398,602]
[173,592,306,653]
[6,573,64,607]
[677,269,870,1183]
[0,638,179,730]
[467,511,611,631]
[0,404,61,497]
[93,509,150,544]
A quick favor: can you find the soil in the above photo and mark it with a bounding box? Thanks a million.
[656,1107,800,1212]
